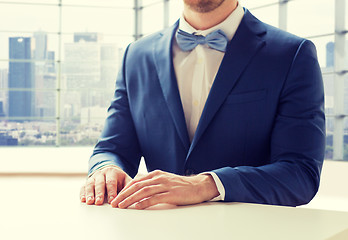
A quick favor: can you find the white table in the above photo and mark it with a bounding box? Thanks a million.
[0,176,348,240]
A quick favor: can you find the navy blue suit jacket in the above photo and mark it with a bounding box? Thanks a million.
[89,9,325,206]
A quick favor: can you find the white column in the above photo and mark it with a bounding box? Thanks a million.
[333,0,346,160]
[134,0,143,40]
[56,0,62,146]
[278,0,288,30]
[163,0,170,29]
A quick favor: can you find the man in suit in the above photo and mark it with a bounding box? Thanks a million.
[80,0,325,209]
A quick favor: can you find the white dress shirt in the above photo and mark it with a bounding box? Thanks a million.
[173,3,244,201]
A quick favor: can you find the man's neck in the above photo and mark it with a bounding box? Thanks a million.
[183,0,238,30]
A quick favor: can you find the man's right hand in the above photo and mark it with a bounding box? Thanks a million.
[80,166,132,205]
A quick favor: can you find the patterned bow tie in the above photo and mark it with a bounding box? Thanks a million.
[176,29,229,52]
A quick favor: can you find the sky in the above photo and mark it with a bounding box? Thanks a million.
[0,0,347,69]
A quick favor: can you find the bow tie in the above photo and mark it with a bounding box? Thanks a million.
[176,29,229,52]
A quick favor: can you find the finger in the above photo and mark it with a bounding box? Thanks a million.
[94,173,106,205]
[105,170,118,203]
[85,177,95,205]
[112,178,161,208]
[117,176,148,195]
[80,185,86,202]
[135,192,170,210]
[118,170,163,195]
[124,175,132,187]
[118,185,166,209]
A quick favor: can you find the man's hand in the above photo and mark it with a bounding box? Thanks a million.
[80,166,132,205]
[110,170,219,210]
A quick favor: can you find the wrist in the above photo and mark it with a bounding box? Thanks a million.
[194,174,219,202]
[88,164,120,178]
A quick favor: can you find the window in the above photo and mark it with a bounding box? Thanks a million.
[241,0,348,160]
[1,0,347,162]
[1,1,143,146]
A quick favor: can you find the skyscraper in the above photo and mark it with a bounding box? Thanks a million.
[8,37,35,120]
[74,32,99,43]
[46,51,56,73]
[326,42,334,68]
[0,68,8,117]
[63,32,119,119]
[33,31,47,61]
[0,101,5,117]
[326,40,348,68]
[33,31,56,118]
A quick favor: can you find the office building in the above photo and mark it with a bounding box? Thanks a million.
[63,32,119,118]
[33,31,56,118]
[8,37,35,120]
[326,40,348,68]
[33,31,47,61]
[46,51,56,73]
[0,101,5,117]
[100,43,120,92]
[0,132,18,145]
[74,32,99,43]
[0,68,8,117]
[326,42,335,68]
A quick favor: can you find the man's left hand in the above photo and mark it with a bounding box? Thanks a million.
[110,170,219,210]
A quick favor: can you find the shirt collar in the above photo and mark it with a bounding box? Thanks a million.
[178,2,244,41]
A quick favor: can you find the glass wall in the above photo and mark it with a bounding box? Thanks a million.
[242,0,348,161]
[0,1,134,146]
[1,0,347,161]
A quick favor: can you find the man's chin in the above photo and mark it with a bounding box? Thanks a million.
[184,0,226,13]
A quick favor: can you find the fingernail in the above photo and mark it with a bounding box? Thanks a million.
[87,196,93,202]
[111,201,117,208]
[109,196,114,203]
[81,196,86,202]
[96,197,101,203]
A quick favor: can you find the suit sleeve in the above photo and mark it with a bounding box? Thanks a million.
[213,40,326,206]
[88,45,142,178]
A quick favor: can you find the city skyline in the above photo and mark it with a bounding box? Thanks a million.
[0,30,122,146]
[0,33,347,153]
[1,35,346,119]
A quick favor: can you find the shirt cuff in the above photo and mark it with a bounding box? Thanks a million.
[200,172,225,201]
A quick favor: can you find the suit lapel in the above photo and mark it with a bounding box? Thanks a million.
[187,10,267,158]
[153,21,191,152]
